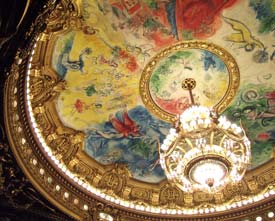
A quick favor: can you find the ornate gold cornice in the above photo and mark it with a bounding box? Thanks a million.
[4,0,275,220]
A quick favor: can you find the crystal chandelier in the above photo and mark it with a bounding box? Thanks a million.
[159,78,251,193]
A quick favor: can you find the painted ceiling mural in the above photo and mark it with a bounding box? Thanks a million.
[51,0,275,183]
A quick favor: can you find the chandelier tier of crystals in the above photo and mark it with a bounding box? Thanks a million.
[159,78,251,193]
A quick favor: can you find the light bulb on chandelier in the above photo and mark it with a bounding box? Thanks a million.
[159,78,251,193]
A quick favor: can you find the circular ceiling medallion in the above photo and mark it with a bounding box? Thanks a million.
[140,41,240,122]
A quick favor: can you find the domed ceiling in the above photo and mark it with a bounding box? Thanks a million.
[5,0,275,220]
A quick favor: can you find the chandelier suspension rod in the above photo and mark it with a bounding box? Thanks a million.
[188,89,195,105]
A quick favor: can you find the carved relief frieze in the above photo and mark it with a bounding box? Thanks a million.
[68,158,97,184]
[29,69,66,107]
[130,187,151,202]
[159,184,183,207]
[98,164,131,196]
[257,167,275,186]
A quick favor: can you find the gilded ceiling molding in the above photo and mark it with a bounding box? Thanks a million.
[3,0,275,220]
